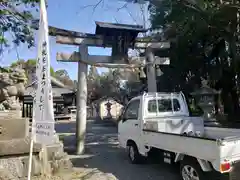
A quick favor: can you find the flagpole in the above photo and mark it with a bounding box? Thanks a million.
[27,86,37,180]
[27,138,34,180]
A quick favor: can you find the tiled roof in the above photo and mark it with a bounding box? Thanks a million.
[27,76,67,88]
[95,21,146,32]
[24,87,73,97]
[24,76,75,96]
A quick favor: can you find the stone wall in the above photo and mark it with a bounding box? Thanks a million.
[0,112,72,179]
[0,144,72,179]
[0,113,28,140]
[0,110,22,119]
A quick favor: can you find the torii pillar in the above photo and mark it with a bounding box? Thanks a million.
[76,45,88,154]
[146,48,157,92]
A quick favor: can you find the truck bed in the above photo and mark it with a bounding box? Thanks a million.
[205,127,240,139]
[143,125,240,167]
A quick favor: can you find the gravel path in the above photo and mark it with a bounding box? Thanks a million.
[56,120,180,180]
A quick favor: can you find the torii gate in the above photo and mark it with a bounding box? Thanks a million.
[49,22,170,154]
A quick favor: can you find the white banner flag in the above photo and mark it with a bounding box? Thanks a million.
[32,0,55,145]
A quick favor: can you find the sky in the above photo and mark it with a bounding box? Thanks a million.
[1,0,150,80]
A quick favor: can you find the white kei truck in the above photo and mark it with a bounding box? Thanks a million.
[118,92,240,180]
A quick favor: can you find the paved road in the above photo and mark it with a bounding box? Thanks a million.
[56,120,180,180]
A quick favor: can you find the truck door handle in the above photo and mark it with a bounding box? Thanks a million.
[134,123,138,126]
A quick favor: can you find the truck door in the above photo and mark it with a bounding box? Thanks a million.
[118,99,141,147]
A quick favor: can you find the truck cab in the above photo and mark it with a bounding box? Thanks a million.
[118,92,204,149]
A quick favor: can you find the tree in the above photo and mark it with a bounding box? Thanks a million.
[0,0,40,54]
[86,66,143,104]
[86,68,121,102]
[10,59,55,76]
[149,0,240,121]
[88,66,99,80]
[55,69,70,78]
[87,66,101,102]
[55,69,74,87]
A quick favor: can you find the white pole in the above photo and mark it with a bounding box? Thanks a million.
[27,136,34,180]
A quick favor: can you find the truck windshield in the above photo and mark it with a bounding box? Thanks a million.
[148,99,181,113]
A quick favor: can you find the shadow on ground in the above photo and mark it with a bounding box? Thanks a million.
[55,121,76,134]
[58,120,179,180]
[55,119,117,134]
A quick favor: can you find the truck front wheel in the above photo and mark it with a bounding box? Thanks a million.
[180,158,206,180]
[127,143,142,164]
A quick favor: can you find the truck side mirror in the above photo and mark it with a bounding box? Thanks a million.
[121,113,127,122]
[122,117,127,122]
[120,109,127,122]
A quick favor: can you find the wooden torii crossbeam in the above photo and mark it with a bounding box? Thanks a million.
[56,35,170,49]
[49,25,170,68]
[49,25,170,49]
[49,23,170,155]
[56,52,170,68]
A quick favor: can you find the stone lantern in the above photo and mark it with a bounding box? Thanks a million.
[190,79,219,120]
[105,101,113,119]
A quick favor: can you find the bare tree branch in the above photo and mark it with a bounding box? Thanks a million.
[9,31,20,61]
[78,0,105,14]
[125,6,139,24]
[117,2,128,11]
[114,17,120,23]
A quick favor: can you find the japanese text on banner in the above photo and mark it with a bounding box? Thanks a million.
[32,0,55,145]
